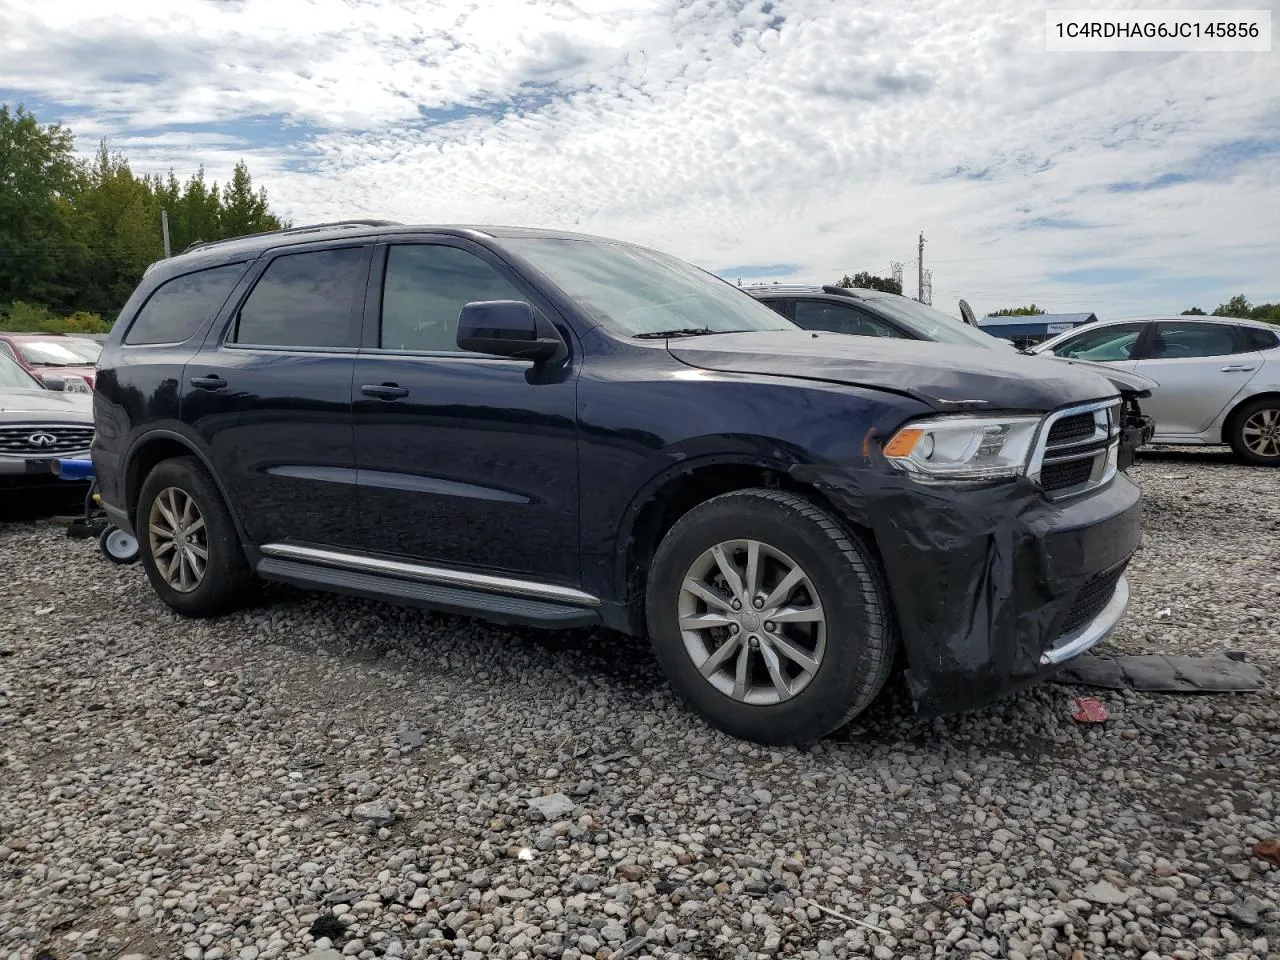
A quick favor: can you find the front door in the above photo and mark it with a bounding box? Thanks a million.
[352,239,581,585]
[182,242,370,547]
[1133,321,1263,435]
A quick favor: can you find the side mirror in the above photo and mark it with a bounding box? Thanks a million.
[42,375,67,392]
[457,300,561,362]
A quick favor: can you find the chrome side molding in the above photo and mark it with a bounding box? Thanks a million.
[258,543,601,607]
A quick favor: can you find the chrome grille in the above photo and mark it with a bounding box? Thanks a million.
[1046,412,1095,446]
[0,424,95,456]
[1029,399,1121,499]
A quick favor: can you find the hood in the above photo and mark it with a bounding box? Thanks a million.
[666,330,1120,413]
[1044,357,1156,397]
[0,387,94,419]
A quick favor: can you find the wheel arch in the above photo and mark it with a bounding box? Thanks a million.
[615,456,877,624]
[1221,390,1280,446]
[124,430,248,542]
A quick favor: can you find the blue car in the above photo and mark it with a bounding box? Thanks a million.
[92,221,1142,744]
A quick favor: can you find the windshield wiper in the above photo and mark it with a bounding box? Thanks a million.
[632,327,723,340]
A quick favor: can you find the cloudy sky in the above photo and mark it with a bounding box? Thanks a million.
[2,0,1278,318]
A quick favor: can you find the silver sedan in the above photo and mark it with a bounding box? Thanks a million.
[1033,316,1280,465]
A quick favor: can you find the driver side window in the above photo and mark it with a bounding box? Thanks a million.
[1052,323,1145,361]
[793,300,905,339]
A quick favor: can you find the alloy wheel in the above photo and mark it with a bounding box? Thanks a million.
[1241,407,1280,459]
[677,539,826,705]
[148,486,208,592]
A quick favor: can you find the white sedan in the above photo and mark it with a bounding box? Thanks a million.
[1033,315,1280,465]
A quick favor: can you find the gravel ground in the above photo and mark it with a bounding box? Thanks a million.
[1,450,1277,960]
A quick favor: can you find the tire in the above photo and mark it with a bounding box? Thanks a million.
[1229,397,1280,466]
[99,525,140,564]
[644,488,897,745]
[136,456,254,617]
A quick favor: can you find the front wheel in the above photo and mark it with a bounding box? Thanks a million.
[136,457,254,617]
[644,488,897,745]
[1230,398,1280,466]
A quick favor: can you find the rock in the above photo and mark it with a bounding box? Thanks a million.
[350,801,395,826]
[1227,863,1252,881]
[1083,881,1131,906]
[527,792,576,819]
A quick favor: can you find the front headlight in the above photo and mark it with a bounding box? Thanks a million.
[61,376,92,394]
[884,415,1041,482]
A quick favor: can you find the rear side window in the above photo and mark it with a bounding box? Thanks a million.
[1242,326,1280,351]
[1146,321,1249,359]
[234,248,367,348]
[124,264,247,345]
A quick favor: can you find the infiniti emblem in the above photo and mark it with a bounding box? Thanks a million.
[28,432,57,447]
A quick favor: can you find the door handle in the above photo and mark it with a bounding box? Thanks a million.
[1221,364,1256,372]
[189,375,227,390]
[361,383,409,400]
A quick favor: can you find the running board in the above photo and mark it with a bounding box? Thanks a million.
[257,557,601,629]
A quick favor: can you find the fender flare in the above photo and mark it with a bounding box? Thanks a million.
[609,449,804,599]
[123,427,251,543]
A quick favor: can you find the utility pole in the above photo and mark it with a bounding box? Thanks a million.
[161,209,172,258]
[917,232,926,303]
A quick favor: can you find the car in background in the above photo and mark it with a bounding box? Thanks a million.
[0,351,95,490]
[0,333,99,392]
[744,284,1157,466]
[1032,316,1280,465]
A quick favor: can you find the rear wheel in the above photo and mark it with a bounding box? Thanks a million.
[136,457,253,617]
[645,488,896,745]
[1229,398,1280,466]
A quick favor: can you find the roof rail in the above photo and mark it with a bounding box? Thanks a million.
[181,219,403,254]
[820,285,861,297]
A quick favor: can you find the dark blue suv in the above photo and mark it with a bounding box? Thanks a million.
[93,221,1142,744]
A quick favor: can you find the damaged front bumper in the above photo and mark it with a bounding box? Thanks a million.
[794,463,1142,716]
[1118,405,1156,470]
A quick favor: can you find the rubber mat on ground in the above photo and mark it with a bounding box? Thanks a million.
[1054,653,1263,692]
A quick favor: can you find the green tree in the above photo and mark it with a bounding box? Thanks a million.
[1248,302,1280,322]
[835,271,902,295]
[0,104,87,311]
[219,160,284,238]
[0,105,290,320]
[72,141,165,315]
[990,304,1046,317]
[1212,295,1252,318]
[1181,307,1206,315]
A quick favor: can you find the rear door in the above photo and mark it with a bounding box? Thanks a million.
[350,238,581,583]
[182,241,371,547]
[1133,321,1263,435]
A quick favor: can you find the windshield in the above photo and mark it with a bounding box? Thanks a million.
[15,338,94,366]
[0,352,43,389]
[864,295,1014,350]
[61,338,103,362]
[504,238,795,337]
